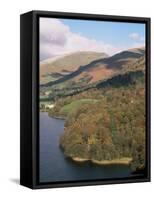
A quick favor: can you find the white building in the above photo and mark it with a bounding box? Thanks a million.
[45,104,55,109]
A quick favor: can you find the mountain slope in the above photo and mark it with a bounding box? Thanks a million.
[40,51,108,84]
[40,52,145,101]
[72,47,145,83]
[41,47,145,87]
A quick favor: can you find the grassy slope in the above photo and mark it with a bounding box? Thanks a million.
[40,56,145,103]
[40,48,145,97]
[40,51,108,84]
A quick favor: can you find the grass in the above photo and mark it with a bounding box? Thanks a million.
[40,75,58,84]
[60,99,98,115]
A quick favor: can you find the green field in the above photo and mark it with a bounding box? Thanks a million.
[60,99,98,115]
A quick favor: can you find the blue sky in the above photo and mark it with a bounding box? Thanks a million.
[40,17,145,60]
[61,19,145,49]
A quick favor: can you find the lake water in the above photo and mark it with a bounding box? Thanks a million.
[39,112,131,183]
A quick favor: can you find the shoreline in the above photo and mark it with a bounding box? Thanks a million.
[48,114,66,120]
[71,157,132,165]
[40,111,132,166]
[40,111,66,120]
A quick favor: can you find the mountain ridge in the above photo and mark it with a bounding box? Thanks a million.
[41,47,145,87]
[40,51,108,84]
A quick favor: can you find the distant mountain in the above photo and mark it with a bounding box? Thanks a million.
[40,51,108,84]
[41,47,145,87]
[100,47,145,69]
[71,47,145,84]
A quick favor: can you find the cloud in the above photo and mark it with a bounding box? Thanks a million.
[40,18,121,61]
[129,32,144,42]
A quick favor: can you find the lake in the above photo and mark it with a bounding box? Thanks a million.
[39,112,131,183]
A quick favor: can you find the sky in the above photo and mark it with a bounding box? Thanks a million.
[40,17,145,61]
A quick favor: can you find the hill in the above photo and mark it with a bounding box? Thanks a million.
[59,83,145,172]
[41,47,145,87]
[40,51,108,84]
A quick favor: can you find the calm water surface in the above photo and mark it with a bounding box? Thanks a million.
[40,112,131,183]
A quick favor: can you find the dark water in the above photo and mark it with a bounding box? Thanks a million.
[40,112,131,183]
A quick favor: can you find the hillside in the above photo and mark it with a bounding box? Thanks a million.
[40,51,108,84]
[58,83,145,172]
[47,54,145,115]
[71,47,145,83]
[40,64,145,102]
[41,47,145,87]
